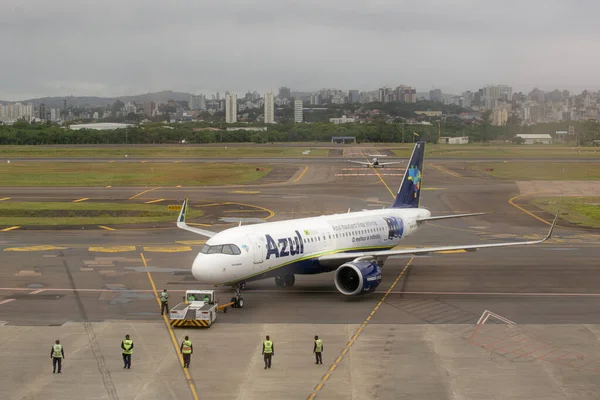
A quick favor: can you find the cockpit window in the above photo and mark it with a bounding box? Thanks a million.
[200,244,241,255]
[207,245,223,254]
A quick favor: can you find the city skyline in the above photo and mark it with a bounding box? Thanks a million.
[2,0,600,100]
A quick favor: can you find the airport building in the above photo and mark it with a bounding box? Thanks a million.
[69,123,135,130]
[438,136,469,144]
[330,115,355,124]
[516,134,553,144]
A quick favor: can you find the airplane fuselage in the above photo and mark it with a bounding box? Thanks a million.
[191,207,431,285]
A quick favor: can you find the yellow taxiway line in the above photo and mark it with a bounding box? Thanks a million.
[508,192,551,226]
[141,253,199,400]
[129,187,161,200]
[144,198,165,204]
[72,197,89,203]
[308,257,414,399]
[294,166,309,183]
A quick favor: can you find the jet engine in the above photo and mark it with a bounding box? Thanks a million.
[334,260,382,296]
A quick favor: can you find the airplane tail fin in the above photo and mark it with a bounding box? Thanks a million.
[390,141,425,209]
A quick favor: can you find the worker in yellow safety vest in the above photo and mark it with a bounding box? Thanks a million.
[262,335,274,369]
[313,335,323,365]
[180,336,193,368]
[50,339,65,373]
[121,334,134,369]
[160,289,169,315]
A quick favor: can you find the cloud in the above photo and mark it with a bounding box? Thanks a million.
[1,0,599,100]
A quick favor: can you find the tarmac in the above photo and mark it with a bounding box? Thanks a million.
[1,153,599,400]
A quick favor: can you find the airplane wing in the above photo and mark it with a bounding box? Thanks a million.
[416,212,485,222]
[176,199,218,237]
[347,160,372,166]
[378,161,404,166]
[318,213,558,263]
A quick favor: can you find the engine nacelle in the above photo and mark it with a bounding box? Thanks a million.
[334,260,382,296]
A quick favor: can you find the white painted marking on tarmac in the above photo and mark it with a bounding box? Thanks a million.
[476,310,516,325]
[0,299,15,305]
[29,289,45,295]
[543,248,579,251]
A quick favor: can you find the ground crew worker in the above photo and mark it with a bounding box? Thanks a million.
[188,294,196,302]
[121,334,133,369]
[262,335,274,369]
[180,335,193,368]
[160,289,169,315]
[313,335,323,365]
[51,339,65,373]
[204,295,210,303]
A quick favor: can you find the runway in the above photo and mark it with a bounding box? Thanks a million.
[1,155,599,400]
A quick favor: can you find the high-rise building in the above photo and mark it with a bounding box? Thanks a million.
[143,102,156,117]
[396,86,416,103]
[294,100,303,123]
[189,94,206,110]
[50,108,60,121]
[225,92,237,123]
[430,89,443,102]
[278,87,291,100]
[348,90,360,104]
[39,103,47,120]
[264,91,275,124]
[491,108,508,126]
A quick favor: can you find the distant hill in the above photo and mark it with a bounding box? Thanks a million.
[0,90,193,108]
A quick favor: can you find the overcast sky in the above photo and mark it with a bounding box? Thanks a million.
[2,0,600,100]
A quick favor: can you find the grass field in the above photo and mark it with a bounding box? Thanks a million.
[531,197,600,229]
[0,163,271,186]
[0,146,329,158]
[470,162,600,180]
[392,145,600,159]
[0,201,203,226]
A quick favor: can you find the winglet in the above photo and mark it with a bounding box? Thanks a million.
[542,211,559,242]
[175,198,217,238]
[177,198,188,226]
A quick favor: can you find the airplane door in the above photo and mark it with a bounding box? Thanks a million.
[247,234,263,264]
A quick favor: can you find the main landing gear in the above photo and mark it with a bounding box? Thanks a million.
[275,274,295,287]
[230,283,245,308]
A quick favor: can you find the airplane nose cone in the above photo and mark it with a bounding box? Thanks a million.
[191,254,214,282]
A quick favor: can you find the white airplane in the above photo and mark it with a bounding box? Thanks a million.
[347,155,403,168]
[177,141,557,308]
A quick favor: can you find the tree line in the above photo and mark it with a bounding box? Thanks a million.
[0,120,598,145]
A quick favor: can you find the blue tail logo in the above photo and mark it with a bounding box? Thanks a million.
[407,166,422,198]
[391,141,425,208]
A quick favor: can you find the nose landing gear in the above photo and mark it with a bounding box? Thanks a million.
[275,274,295,287]
[230,283,245,308]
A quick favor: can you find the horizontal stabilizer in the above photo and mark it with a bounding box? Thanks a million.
[177,199,217,238]
[416,212,485,222]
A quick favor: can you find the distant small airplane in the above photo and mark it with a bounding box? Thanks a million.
[347,156,403,168]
